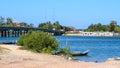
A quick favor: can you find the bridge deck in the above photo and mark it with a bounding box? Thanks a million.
[0,27,64,37]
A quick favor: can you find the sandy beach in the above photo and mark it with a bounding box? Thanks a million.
[0,44,120,68]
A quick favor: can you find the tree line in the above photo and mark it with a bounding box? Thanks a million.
[85,20,120,33]
[38,21,74,31]
[0,16,73,32]
[2,16,119,33]
[0,16,33,27]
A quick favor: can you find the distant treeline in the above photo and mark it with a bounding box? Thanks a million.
[38,21,74,31]
[85,20,120,33]
[2,16,119,33]
[0,16,73,31]
[0,16,33,27]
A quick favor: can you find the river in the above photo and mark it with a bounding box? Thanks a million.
[0,36,120,62]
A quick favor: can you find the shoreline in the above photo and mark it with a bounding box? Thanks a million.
[0,44,120,68]
[64,34,114,36]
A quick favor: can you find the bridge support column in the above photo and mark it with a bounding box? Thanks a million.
[20,31,22,35]
[8,31,10,37]
[12,31,14,37]
[1,31,4,37]
[24,31,26,35]
[24,30,28,35]
[4,31,7,37]
[17,31,20,37]
[17,31,19,37]
[14,31,17,37]
[0,31,1,37]
[26,30,28,34]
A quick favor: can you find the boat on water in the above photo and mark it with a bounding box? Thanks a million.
[53,50,90,56]
[71,50,89,56]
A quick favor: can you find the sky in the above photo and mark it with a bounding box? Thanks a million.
[0,0,120,29]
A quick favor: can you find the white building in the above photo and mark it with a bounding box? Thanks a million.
[80,32,114,36]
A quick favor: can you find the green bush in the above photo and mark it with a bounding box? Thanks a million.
[17,30,58,54]
[58,45,71,56]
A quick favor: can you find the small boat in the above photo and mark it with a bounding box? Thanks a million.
[114,56,120,60]
[71,50,89,56]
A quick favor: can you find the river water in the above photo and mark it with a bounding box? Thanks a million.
[56,36,120,62]
[0,36,120,62]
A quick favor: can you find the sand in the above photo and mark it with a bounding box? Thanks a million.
[0,44,120,68]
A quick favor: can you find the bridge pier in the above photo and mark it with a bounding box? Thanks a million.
[11,31,14,37]
[17,31,20,37]
[15,31,17,37]
[23,31,26,35]
[1,31,4,37]
[7,31,10,37]
[0,31,7,37]
[4,30,7,37]
[20,31,22,35]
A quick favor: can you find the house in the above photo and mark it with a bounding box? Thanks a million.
[66,26,80,33]
[13,21,20,26]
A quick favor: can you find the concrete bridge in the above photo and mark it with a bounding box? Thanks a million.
[0,27,64,37]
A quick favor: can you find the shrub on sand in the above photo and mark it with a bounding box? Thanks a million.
[56,45,72,57]
[17,31,58,54]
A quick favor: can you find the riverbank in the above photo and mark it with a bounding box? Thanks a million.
[64,33,114,36]
[64,32,120,36]
[0,44,120,68]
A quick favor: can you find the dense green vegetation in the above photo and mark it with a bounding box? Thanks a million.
[17,30,72,56]
[38,21,62,30]
[85,20,120,32]
[17,31,58,54]
[38,21,74,31]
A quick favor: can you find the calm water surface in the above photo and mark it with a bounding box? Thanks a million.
[56,36,120,62]
[0,36,120,62]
